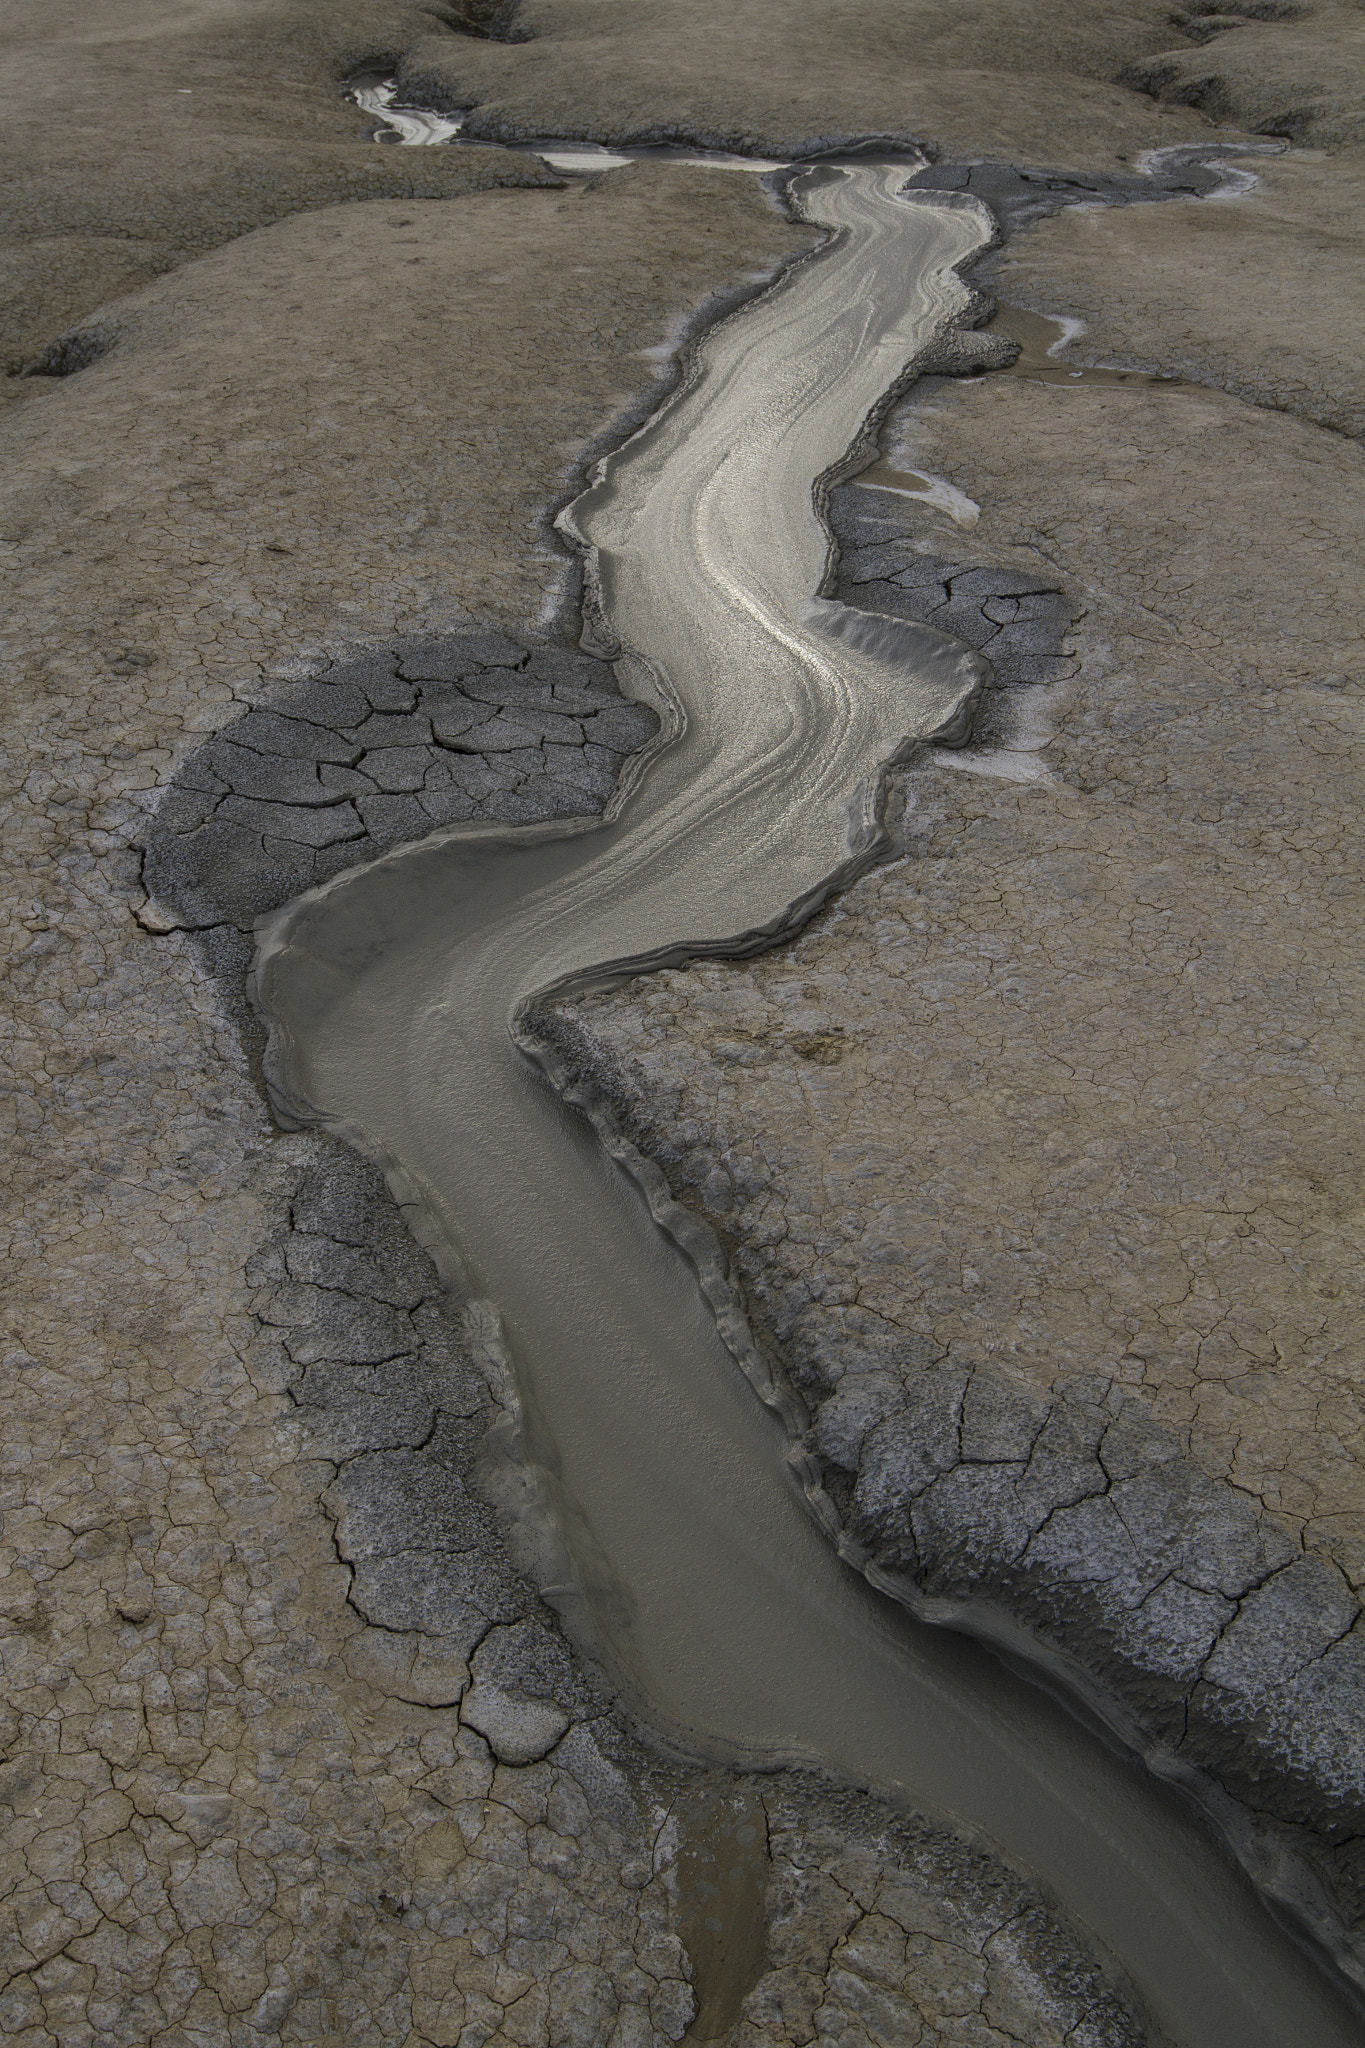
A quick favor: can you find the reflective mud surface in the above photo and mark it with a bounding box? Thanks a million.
[674,1785,770,2042]
[254,167,1362,2046]
[984,302,1184,387]
[851,459,982,525]
[353,78,466,146]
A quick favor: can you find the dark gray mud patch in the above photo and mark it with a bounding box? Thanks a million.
[904,151,1249,236]
[142,627,657,935]
[779,1305,1365,1910]
[826,484,1082,694]
[250,1132,617,1732]
[139,625,656,1106]
[19,321,117,378]
[984,302,1184,389]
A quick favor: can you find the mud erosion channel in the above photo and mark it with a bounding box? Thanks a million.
[240,162,1362,2046]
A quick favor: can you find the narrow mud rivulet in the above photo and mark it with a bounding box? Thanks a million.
[242,162,1363,2047]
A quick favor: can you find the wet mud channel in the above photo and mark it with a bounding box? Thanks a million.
[251,159,1362,2046]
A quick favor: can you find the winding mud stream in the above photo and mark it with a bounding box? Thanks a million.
[254,165,1361,2046]
[351,75,784,172]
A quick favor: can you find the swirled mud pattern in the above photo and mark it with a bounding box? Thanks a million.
[253,166,1363,2046]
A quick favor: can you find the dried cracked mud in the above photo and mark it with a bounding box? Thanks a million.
[2,0,1363,2042]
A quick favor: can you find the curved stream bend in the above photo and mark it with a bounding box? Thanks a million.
[254,166,1361,2048]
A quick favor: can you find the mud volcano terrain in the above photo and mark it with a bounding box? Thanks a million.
[1,3,1363,2045]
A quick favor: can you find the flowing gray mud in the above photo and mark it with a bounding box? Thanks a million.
[254,166,1361,2047]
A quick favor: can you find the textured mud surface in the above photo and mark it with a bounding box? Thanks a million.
[0,0,563,376]
[979,150,1365,442]
[395,0,1218,164]
[389,0,1362,164]
[1120,0,1365,146]
[732,1782,1147,2048]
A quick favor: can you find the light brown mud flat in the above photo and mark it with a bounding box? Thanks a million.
[984,149,1365,438]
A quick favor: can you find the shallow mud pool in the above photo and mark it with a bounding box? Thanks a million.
[252,157,1362,2046]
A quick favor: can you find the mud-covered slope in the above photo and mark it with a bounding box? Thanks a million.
[1122,0,1365,147]
[396,0,1216,163]
[0,164,807,2046]
[0,0,560,373]
[393,0,1364,159]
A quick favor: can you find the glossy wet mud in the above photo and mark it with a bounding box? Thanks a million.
[675,1785,770,2042]
[253,165,1363,2047]
[351,73,785,174]
[985,302,1183,386]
